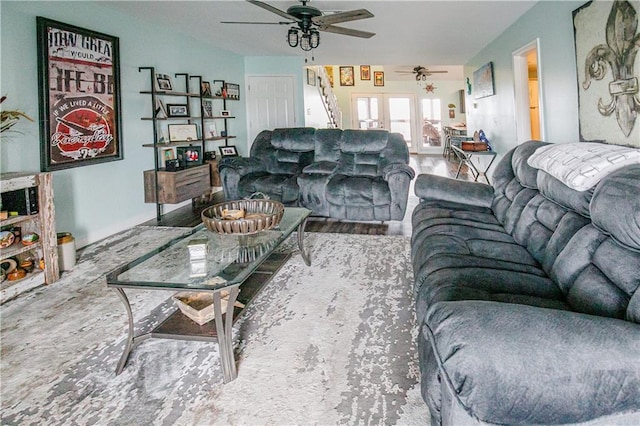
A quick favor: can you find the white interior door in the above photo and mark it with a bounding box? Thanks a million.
[246,75,296,147]
[351,93,418,153]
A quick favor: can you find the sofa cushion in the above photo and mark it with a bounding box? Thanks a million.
[238,173,300,205]
[537,171,593,217]
[424,301,640,424]
[326,175,391,206]
[270,127,316,151]
[265,149,314,175]
[590,164,640,251]
[313,128,342,162]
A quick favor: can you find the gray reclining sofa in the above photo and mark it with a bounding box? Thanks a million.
[412,141,640,424]
[219,127,415,221]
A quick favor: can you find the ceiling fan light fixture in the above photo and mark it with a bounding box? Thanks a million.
[309,28,320,48]
[300,32,312,51]
[287,27,299,47]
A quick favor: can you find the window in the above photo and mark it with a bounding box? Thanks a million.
[421,98,442,147]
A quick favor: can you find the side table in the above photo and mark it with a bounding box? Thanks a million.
[451,145,497,184]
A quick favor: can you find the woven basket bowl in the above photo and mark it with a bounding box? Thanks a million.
[201,199,285,235]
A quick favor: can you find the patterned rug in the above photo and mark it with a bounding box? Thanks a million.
[0,226,429,425]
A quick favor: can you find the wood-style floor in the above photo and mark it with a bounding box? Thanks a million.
[140,154,472,237]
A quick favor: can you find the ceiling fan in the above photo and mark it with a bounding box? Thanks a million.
[221,0,375,51]
[396,66,448,81]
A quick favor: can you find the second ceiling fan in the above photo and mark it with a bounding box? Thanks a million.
[396,66,448,81]
[221,0,375,51]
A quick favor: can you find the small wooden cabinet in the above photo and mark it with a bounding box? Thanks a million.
[1,172,59,303]
[144,165,210,204]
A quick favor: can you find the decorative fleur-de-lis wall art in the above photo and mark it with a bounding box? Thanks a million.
[581,0,640,139]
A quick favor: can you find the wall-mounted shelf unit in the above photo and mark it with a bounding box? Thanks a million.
[139,67,239,221]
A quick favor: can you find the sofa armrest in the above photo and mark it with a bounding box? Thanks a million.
[218,156,263,177]
[414,174,494,208]
[424,300,640,425]
[382,163,416,180]
[303,161,337,175]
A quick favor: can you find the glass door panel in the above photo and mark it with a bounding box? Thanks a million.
[419,98,443,153]
[354,95,382,129]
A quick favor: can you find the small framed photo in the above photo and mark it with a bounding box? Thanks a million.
[212,80,225,97]
[374,71,385,87]
[224,83,240,100]
[204,150,217,161]
[307,68,316,86]
[176,146,203,167]
[205,122,218,139]
[340,66,354,86]
[162,148,175,167]
[166,104,189,117]
[202,100,214,118]
[168,124,198,142]
[219,145,239,157]
[220,110,230,117]
[201,81,212,97]
[155,73,173,91]
[360,65,371,80]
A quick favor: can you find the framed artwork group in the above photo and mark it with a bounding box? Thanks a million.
[333,65,383,87]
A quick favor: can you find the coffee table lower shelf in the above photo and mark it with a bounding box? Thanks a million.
[112,251,292,383]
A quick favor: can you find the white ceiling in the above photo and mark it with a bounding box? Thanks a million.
[103,0,538,75]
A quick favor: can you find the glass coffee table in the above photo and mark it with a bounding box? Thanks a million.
[106,207,311,383]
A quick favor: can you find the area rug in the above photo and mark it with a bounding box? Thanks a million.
[0,226,429,425]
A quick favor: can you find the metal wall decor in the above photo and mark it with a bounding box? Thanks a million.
[37,17,123,171]
[573,0,640,146]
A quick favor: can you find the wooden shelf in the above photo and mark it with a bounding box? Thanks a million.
[1,172,58,304]
[140,90,198,97]
[141,117,199,121]
[203,116,236,120]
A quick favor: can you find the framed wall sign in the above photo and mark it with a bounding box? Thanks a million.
[573,1,640,146]
[37,17,123,171]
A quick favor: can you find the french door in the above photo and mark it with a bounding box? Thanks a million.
[351,94,418,153]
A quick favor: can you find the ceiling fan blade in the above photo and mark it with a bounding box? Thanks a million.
[427,71,449,73]
[247,0,301,22]
[220,21,293,25]
[319,25,375,39]
[312,9,374,26]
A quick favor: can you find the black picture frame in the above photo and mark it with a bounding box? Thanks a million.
[37,17,123,171]
[212,80,225,97]
[224,83,240,100]
[176,146,203,167]
[155,74,173,91]
[307,68,316,86]
[201,81,212,97]
[166,104,189,117]
[219,145,239,157]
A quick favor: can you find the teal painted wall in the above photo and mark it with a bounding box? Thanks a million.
[1,1,246,247]
[464,1,585,153]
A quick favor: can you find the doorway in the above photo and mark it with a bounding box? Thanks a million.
[513,39,544,143]
[246,75,297,146]
[351,93,418,153]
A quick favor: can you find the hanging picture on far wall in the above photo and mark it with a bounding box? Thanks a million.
[340,66,354,86]
[573,0,640,147]
[473,62,494,99]
[374,71,384,87]
[36,17,123,172]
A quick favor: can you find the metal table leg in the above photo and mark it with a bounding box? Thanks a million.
[113,287,153,375]
[213,285,240,383]
[297,217,311,266]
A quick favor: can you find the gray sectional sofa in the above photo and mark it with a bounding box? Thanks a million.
[411,141,640,425]
[219,127,415,221]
